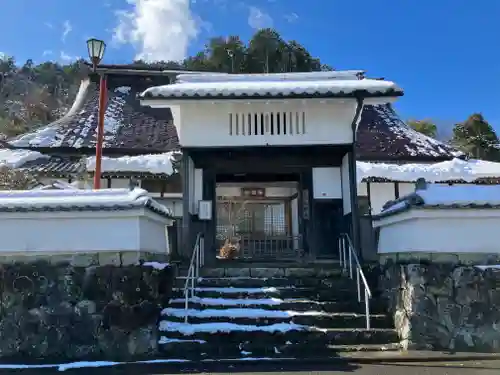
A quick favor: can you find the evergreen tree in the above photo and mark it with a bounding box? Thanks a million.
[408,119,438,138]
[452,113,499,160]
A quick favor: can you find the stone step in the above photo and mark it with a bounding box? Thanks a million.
[170,286,362,300]
[158,339,402,360]
[158,321,398,347]
[175,276,359,289]
[201,267,343,279]
[168,297,388,314]
[160,308,392,329]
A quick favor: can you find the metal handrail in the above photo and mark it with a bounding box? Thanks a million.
[183,232,204,323]
[338,233,372,329]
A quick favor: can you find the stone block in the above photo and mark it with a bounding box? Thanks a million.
[0,260,172,361]
[430,253,460,264]
[120,251,142,266]
[71,253,99,267]
[98,252,121,266]
[251,268,285,278]
[225,267,251,277]
[380,260,500,352]
[201,268,225,277]
[285,268,316,278]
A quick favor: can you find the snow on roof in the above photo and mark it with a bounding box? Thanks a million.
[140,71,402,99]
[0,187,173,217]
[415,184,500,207]
[357,158,500,183]
[0,148,49,168]
[86,152,178,175]
[371,106,462,158]
[377,183,500,217]
[7,80,178,150]
[175,70,365,83]
[0,148,177,176]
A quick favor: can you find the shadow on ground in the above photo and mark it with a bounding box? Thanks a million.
[4,360,362,374]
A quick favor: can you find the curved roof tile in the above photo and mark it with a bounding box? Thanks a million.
[8,76,461,162]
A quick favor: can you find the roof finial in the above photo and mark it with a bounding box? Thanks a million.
[415,178,427,191]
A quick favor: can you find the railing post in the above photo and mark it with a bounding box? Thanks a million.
[348,246,353,278]
[356,268,361,302]
[365,288,370,329]
[184,290,189,323]
[342,239,347,272]
[338,238,343,267]
[195,244,199,279]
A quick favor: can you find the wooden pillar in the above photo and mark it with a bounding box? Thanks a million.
[181,151,193,260]
[347,151,361,259]
[202,168,216,265]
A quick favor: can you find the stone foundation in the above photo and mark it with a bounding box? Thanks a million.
[0,252,173,361]
[379,254,500,352]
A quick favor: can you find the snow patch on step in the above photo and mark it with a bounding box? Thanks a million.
[162,307,326,318]
[170,296,284,306]
[182,287,287,293]
[158,337,207,344]
[197,277,273,281]
[159,321,306,335]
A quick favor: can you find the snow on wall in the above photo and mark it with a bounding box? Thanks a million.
[415,184,500,207]
[357,158,500,183]
[86,152,177,175]
[0,187,171,216]
[0,149,49,168]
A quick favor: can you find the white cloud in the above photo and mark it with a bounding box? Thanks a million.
[59,51,79,63]
[248,6,273,30]
[112,0,199,62]
[62,20,72,42]
[42,50,53,56]
[44,22,54,29]
[284,12,299,23]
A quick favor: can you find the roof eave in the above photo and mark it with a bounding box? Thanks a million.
[138,89,404,101]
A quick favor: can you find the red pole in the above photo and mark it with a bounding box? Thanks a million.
[93,74,107,189]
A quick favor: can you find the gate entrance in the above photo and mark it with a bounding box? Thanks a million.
[215,182,301,259]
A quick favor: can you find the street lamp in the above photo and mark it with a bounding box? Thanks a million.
[86,38,107,189]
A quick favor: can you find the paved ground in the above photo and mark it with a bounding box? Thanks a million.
[8,360,500,375]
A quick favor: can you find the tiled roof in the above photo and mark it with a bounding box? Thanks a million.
[0,188,173,218]
[9,78,178,151]
[356,105,462,161]
[8,72,461,162]
[139,74,403,100]
[374,183,500,219]
[21,157,84,175]
[20,156,173,178]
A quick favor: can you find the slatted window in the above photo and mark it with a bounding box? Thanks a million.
[229,111,306,136]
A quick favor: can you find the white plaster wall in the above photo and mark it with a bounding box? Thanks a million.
[369,183,396,215]
[375,209,500,254]
[0,210,172,254]
[111,179,131,188]
[169,99,358,147]
[155,197,183,217]
[312,167,342,199]
[398,182,415,197]
[139,215,170,254]
[341,153,351,214]
[358,182,368,196]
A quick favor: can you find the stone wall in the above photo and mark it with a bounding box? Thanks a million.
[0,252,174,361]
[379,257,500,352]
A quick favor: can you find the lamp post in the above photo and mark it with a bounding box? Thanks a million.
[86,38,107,189]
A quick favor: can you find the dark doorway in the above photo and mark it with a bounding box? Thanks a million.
[314,200,344,258]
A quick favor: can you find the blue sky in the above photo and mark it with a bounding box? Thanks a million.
[1,0,499,132]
